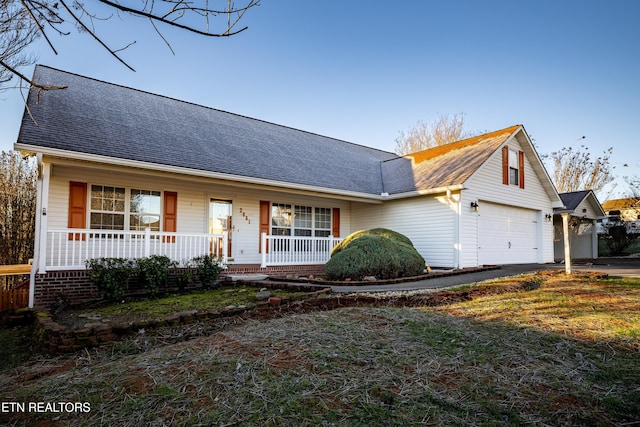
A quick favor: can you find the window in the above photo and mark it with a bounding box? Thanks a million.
[294,206,312,236]
[130,189,161,231]
[90,185,125,230]
[271,203,292,236]
[508,149,519,186]
[270,203,332,237]
[89,185,161,231]
[314,208,332,237]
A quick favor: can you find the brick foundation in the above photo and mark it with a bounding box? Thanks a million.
[33,264,326,308]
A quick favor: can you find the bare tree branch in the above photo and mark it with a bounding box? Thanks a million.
[0,58,67,90]
[395,113,471,155]
[543,145,615,195]
[0,0,260,90]
[58,0,136,71]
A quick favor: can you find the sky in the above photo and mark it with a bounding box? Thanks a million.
[1,0,638,200]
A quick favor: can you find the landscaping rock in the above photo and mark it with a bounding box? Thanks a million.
[255,291,271,301]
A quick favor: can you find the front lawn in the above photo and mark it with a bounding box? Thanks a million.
[2,272,639,426]
[53,284,313,329]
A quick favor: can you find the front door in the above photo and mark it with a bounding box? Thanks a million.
[209,199,232,258]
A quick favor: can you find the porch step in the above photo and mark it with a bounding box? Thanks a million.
[225,274,269,282]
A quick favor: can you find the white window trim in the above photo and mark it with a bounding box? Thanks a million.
[88,183,164,231]
[270,202,333,237]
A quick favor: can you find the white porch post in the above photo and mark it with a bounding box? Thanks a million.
[591,218,599,259]
[222,232,228,264]
[30,159,50,308]
[562,213,572,274]
[260,232,267,268]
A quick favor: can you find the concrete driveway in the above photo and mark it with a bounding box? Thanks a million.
[329,257,640,294]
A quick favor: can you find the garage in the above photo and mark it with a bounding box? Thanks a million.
[478,202,540,265]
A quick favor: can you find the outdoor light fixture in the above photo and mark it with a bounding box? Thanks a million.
[545,213,553,221]
[470,201,479,211]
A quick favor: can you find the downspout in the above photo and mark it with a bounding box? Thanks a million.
[447,190,462,269]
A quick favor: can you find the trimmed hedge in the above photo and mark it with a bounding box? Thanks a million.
[326,229,425,280]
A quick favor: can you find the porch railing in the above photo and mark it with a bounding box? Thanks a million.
[260,233,342,267]
[44,229,227,271]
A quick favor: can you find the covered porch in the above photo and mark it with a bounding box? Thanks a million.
[39,229,342,272]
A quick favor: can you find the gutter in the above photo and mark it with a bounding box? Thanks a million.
[15,144,387,204]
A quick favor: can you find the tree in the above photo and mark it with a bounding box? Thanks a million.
[0,0,38,87]
[0,151,37,267]
[394,113,469,155]
[544,145,614,195]
[0,0,260,90]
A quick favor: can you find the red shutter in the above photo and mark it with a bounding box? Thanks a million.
[163,191,178,243]
[502,146,509,185]
[518,150,525,189]
[259,200,270,253]
[68,181,87,240]
[332,208,340,238]
[163,192,178,232]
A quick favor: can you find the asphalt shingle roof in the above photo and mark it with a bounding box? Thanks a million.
[17,66,524,198]
[559,190,592,211]
[18,66,397,195]
[381,125,521,194]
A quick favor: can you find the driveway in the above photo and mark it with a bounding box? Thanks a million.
[329,257,640,294]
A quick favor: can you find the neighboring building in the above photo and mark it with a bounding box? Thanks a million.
[600,198,640,235]
[601,198,640,221]
[16,65,564,307]
[554,190,606,261]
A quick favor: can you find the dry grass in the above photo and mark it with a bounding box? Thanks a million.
[1,272,639,426]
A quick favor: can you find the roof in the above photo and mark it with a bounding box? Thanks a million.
[602,198,640,212]
[17,65,397,196]
[556,190,606,218]
[381,126,521,194]
[559,190,592,211]
[16,66,555,202]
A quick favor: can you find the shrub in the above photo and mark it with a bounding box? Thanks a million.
[331,227,413,256]
[193,255,223,288]
[86,257,135,299]
[136,255,173,296]
[326,229,425,280]
[604,225,638,255]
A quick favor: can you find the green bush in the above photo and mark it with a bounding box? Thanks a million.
[193,255,223,288]
[326,229,425,280]
[331,227,413,256]
[86,257,135,299]
[136,255,173,296]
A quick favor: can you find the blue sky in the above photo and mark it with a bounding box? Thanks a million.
[1,0,638,199]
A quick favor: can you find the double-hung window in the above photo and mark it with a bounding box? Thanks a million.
[89,185,161,232]
[270,203,333,237]
[508,149,519,186]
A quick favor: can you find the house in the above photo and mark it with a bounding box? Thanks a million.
[553,190,606,261]
[600,198,640,235]
[601,198,640,222]
[15,65,564,307]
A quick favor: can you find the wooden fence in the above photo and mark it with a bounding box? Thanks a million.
[0,264,31,311]
[0,286,29,312]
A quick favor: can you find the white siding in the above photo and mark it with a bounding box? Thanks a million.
[352,195,458,268]
[47,164,352,265]
[461,134,555,266]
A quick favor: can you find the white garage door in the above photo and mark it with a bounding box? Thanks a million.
[478,202,539,265]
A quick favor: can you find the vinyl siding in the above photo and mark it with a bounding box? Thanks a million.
[352,195,457,268]
[462,134,555,266]
[46,164,352,265]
